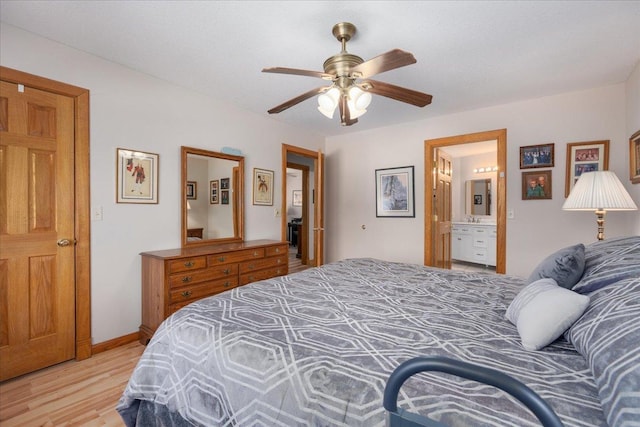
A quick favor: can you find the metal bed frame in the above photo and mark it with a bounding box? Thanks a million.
[384,356,564,427]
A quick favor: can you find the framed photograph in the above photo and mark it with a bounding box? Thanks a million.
[220,178,230,190]
[292,190,302,206]
[221,190,229,205]
[116,148,159,204]
[522,170,552,200]
[375,166,415,217]
[186,181,197,200]
[474,194,483,205]
[253,168,274,206]
[520,143,554,169]
[565,140,609,197]
[210,180,219,204]
[630,130,640,184]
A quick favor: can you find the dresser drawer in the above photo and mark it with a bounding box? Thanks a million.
[239,255,287,274]
[208,248,265,265]
[168,264,238,288]
[168,256,207,274]
[266,244,288,257]
[240,265,288,285]
[169,277,238,304]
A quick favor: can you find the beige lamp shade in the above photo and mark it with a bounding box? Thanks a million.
[562,171,637,211]
[562,171,637,240]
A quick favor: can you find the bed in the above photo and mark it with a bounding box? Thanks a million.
[118,236,640,426]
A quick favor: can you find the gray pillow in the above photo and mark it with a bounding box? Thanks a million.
[527,243,585,289]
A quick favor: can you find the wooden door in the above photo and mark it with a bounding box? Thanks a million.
[432,148,452,269]
[314,150,325,266]
[0,80,77,380]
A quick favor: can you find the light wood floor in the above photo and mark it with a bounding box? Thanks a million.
[0,341,144,426]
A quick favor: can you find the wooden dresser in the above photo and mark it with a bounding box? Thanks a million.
[139,239,288,344]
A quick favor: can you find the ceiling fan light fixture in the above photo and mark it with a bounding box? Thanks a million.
[317,87,340,119]
[348,86,372,110]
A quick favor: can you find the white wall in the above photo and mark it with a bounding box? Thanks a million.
[626,60,640,235]
[0,24,324,343]
[325,84,640,278]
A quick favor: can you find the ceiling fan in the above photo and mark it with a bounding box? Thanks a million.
[262,22,433,126]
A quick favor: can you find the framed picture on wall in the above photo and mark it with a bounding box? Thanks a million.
[210,180,219,204]
[221,190,229,205]
[519,143,554,169]
[630,130,640,184]
[565,140,609,197]
[253,168,274,206]
[186,181,197,200]
[375,166,415,217]
[522,170,552,200]
[292,190,302,206]
[116,148,159,204]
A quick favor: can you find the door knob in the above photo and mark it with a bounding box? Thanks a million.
[57,239,76,247]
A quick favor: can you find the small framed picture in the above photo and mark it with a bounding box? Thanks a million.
[253,168,274,206]
[210,180,219,204]
[474,194,483,205]
[565,140,609,197]
[522,170,552,200]
[292,190,302,206]
[375,166,415,217]
[116,148,159,204]
[630,130,640,184]
[520,143,554,169]
[221,190,229,205]
[220,178,230,190]
[186,181,197,200]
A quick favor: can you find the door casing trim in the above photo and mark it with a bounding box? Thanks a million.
[424,129,507,274]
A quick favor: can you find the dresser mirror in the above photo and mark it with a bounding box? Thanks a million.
[465,178,491,216]
[181,146,244,247]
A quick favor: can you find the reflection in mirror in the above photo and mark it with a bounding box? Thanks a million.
[465,179,491,216]
[182,146,244,247]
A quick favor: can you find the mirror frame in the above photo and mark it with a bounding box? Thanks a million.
[181,146,245,247]
[465,178,492,216]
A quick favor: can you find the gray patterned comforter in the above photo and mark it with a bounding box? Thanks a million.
[118,258,605,426]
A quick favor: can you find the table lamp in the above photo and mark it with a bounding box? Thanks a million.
[562,171,637,240]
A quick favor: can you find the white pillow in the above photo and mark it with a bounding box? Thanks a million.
[506,278,590,351]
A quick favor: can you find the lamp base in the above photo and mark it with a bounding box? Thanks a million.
[595,209,606,240]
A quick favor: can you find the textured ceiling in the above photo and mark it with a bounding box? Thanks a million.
[1,1,639,137]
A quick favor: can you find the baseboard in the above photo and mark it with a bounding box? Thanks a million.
[92,331,140,355]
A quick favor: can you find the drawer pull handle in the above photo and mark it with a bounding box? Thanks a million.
[248,263,255,270]
[253,251,259,257]
[218,256,226,262]
[184,261,194,267]
[181,290,192,298]
[275,248,280,253]
[224,281,230,288]
[277,259,282,264]
[223,268,231,275]
[181,276,192,283]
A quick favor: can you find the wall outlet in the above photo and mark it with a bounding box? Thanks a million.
[274,208,281,218]
[507,209,514,219]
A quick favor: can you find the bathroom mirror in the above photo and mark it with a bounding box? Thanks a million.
[181,146,244,247]
[465,179,491,216]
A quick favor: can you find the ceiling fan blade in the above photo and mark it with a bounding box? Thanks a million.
[350,49,417,79]
[267,86,329,114]
[339,95,358,126]
[262,67,334,80]
[363,79,432,107]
